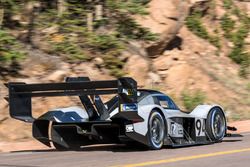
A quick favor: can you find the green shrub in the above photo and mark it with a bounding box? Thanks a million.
[106,0,150,15]
[105,0,158,41]
[227,24,249,76]
[51,39,89,61]
[247,83,250,91]
[103,51,125,77]
[221,5,250,77]
[220,14,235,36]
[208,35,221,49]
[186,12,221,48]
[116,16,158,41]
[238,56,250,78]
[86,34,124,52]
[186,12,209,39]
[181,90,206,111]
[0,30,26,63]
[223,0,233,10]
[7,0,155,78]
[231,26,248,46]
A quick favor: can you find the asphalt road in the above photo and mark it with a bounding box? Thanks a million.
[0,133,250,167]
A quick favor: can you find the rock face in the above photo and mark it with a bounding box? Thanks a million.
[124,55,149,87]
[247,2,250,16]
[153,49,183,71]
[135,0,189,57]
[146,72,161,86]
[153,55,173,71]
[46,70,68,82]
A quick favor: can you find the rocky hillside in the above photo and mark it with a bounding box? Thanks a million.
[0,0,250,141]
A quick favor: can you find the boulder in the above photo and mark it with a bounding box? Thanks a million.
[153,49,182,71]
[153,56,173,71]
[135,0,189,57]
[93,57,104,68]
[46,70,68,82]
[72,62,113,81]
[147,72,162,85]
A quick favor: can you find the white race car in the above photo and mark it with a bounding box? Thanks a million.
[6,77,233,150]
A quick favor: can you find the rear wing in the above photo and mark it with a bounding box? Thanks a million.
[5,77,142,123]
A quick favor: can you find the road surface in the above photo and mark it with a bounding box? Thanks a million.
[0,133,250,167]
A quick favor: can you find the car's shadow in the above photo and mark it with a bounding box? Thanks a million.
[225,133,243,137]
[222,133,243,142]
[11,133,244,153]
[11,144,150,153]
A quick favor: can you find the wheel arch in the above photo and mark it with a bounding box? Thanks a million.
[191,105,226,119]
[147,107,167,149]
[209,106,226,116]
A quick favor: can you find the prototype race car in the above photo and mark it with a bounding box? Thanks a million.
[5,77,232,150]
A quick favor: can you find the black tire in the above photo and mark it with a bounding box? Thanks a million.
[147,110,165,150]
[206,107,226,142]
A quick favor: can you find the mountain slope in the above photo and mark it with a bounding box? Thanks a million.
[0,0,249,141]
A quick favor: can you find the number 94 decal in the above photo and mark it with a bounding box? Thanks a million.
[195,118,205,136]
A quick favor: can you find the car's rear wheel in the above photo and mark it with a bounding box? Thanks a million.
[206,107,226,142]
[148,110,165,150]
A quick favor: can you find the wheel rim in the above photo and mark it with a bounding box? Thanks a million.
[149,113,164,148]
[211,109,226,140]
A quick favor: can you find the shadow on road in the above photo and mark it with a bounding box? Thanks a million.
[0,164,38,167]
[11,144,150,153]
[223,139,242,142]
[226,134,243,137]
[222,133,243,142]
[10,134,244,154]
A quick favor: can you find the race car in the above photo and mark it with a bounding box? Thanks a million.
[5,77,232,150]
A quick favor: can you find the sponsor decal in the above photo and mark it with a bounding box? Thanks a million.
[170,122,184,137]
[120,103,138,112]
[126,124,134,132]
[122,89,134,96]
[94,96,100,101]
[195,118,205,136]
[178,129,184,135]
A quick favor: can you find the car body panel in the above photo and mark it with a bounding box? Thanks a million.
[38,106,89,123]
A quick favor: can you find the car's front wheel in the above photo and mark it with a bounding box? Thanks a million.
[206,107,226,142]
[148,110,165,150]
